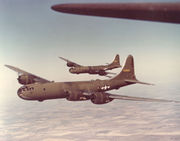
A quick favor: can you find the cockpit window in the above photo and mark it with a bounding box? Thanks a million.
[18,86,34,93]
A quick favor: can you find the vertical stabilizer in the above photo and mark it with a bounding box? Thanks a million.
[108,54,121,68]
[112,55,136,81]
[112,55,154,85]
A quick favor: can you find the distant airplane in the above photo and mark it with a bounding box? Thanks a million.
[59,55,121,78]
[51,2,180,24]
[5,55,179,104]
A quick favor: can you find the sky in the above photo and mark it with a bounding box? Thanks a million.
[0,0,180,140]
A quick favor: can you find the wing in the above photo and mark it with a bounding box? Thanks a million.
[51,3,180,24]
[108,93,179,103]
[59,57,81,67]
[5,65,50,83]
[83,92,179,103]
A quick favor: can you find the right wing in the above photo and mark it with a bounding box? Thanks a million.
[5,65,50,83]
[59,57,81,67]
[82,92,179,103]
[108,93,179,103]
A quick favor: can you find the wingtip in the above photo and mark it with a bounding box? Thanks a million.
[59,56,65,60]
[59,56,69,62]
[58,56,64,60]
[4,64,11,68]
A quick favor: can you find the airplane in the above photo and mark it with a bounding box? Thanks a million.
[51,2,180,24]
[59,54,121,78]
[5,55,179,104]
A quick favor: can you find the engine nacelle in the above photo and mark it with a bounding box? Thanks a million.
[66,93,88,101]
[91,92,113,104]
[18,75,35,85]
[67,62,74,67]
[99,70,106,76]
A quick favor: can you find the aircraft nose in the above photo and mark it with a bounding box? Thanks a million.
[17,87,32,100]
[17,87,22,94]
[17,88,24,99]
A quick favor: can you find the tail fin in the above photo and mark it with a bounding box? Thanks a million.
[108,54,121,68]
[113,55,136,80]
[112,55,153,85]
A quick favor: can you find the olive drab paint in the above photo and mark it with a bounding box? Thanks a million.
[5,55,179,104]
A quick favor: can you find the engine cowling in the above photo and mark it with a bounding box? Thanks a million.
[18,75,35,85]
[67,62,74,67]
[66,92,88,101]
[91,92,113,104]
[99,70,106,76]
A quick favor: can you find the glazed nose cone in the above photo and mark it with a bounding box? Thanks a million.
[17,87,32,100]
[17,88,23,99]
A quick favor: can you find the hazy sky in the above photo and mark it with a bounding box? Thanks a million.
[0,0,180,103]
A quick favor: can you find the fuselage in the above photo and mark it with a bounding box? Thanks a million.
[17,79,130,101]
[69,64,119,75]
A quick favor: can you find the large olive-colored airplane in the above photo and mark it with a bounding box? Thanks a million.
[5,55,179,104]
[59,54,121,77]
[51,2,180,24]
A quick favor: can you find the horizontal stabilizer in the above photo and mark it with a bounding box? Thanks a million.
[106,72,116,75]
[125,79,154,85]
[105,75,112,78]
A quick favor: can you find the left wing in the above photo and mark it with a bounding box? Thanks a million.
[5,65,50,83]
[108,93,179,103]
[51,3,180,24]
[59,57,81,67]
